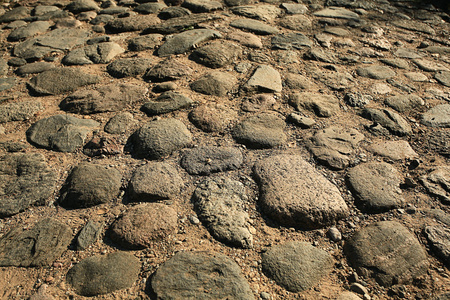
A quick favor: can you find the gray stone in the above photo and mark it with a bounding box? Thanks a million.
[262,242,333,292]
[253,154,349,229]
[0,218,72,267]
[420,166,450,204]
[106,58,152,78]
[287,113,315,128]
[182,0,223,13]
[16,62,55,76]
[231,5,281,21]
[313,71,355,91]
[60,84,146,114]
[62,42,124,65]
[242,94,276,112]
[271,32,312,50]
[404,72,428,82]
[157,29,222,57]
[305,48,337,63]
[128,162,183,201]
[0,101,43,123]
[394,48,423,59]
[422,104,450,128]
[324,26,350,36]
[0,6,30,23]
[26,114,99,152]
[424,46,450,55]
[127,34,163,51]
[190,41,242,69]
[0,78,16,92]
[233,113,286,148]
[230,18,279,35]
[360,108,411,136]
[105,14,160,32]
[4,20,27,29]
[426,129,450,157]
[391,19,435,35]
[189,104,237,132]
[104,112,137,134]
[306,126,364,170]
[59,163,122,209]
[14,28,91,60]
[180,146,243,175]
[244,65,282,93]
[225,0,252,6]
[142,91,193,115]
[337,292,362,300]
[8,21,50,41]
[77,220,102,250]
[29,284,56,300]
[190,71,237,97]
[130,118,192,159]
[193,177,253,248]
[278,14,312,31]
[144,58,193,81]
[313,7,359,20]
[66,252,140,297]
[143,14,219,35]
[412,59,449,72]
[289,92,340,117]
[368,140,418,161]
[385,94,424,113]
[27,68,100,95]
[435,71,450,87]
[66,0,100,13]
[425,225,450,267]
[151,251,254,300]
[345,221,429,287]
[425,209,450,227]
[158,7,191,19]
[284,73,314,90]
[99,7,129,15]
[380,58,410,69]
[110,203,178,249]
[0,153,56,217]
[0,58,7,76]
[347,162,404,212]
[357,65,396,80]
[134,3,167,14]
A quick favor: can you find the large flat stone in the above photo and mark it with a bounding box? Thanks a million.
[157,29,222,57]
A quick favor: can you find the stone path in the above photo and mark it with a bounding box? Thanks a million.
[0,0,449,299]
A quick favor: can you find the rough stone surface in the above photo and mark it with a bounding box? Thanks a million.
[190,41,242,68]
[143,14,219,35]
[435,71,450,87]
[157,29,222,57]
[151,251,255,299]
[106,58,152,78]
[230,18,279,35]
[144,58,193,81]
[420,166,450,204]
[357,65,396,80]
[105,15,160,32]
[360,108,411,136]
[104,112,137,134]
[347,162,404,212]
[231,5,281,21]
[346,221,429,287]
[385,94,424,113]
[27,68,100,96]
[110,203,178,249]
[141,91,193,115]
[425,225,450,267]
[0,101,43,123]
[8,21,50,41]
[189,104,237,132]
[306,126,364,170]
[0,218,72,267]
[180,146,243,175]
[16,62,55,76]
[289,92,340,117]
[127,34,163,51]
[193,177,253,248]
[262,241,333,292]
[421,104,450,128]
[253,154,349,229]
[76,220,102,251]
[368,140,418,161]
[128,162,183,201]
[271,32,312,50]
[59,163,122,209]
[244,64,282,92]
[313,7,359,20]
[26,115,99,152]
[0,153,56,217]
[60,84,146,114]
[130,118,192,159]
[66,252,140,296]
[232,113,286,148]
[62,42,124,65]
[190,71,237,96]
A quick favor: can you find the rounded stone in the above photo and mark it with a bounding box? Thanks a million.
[110,203,178,249]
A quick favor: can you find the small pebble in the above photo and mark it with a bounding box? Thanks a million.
[328,226,342,242]
[351,282,369,295]
[260,291,271,300]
